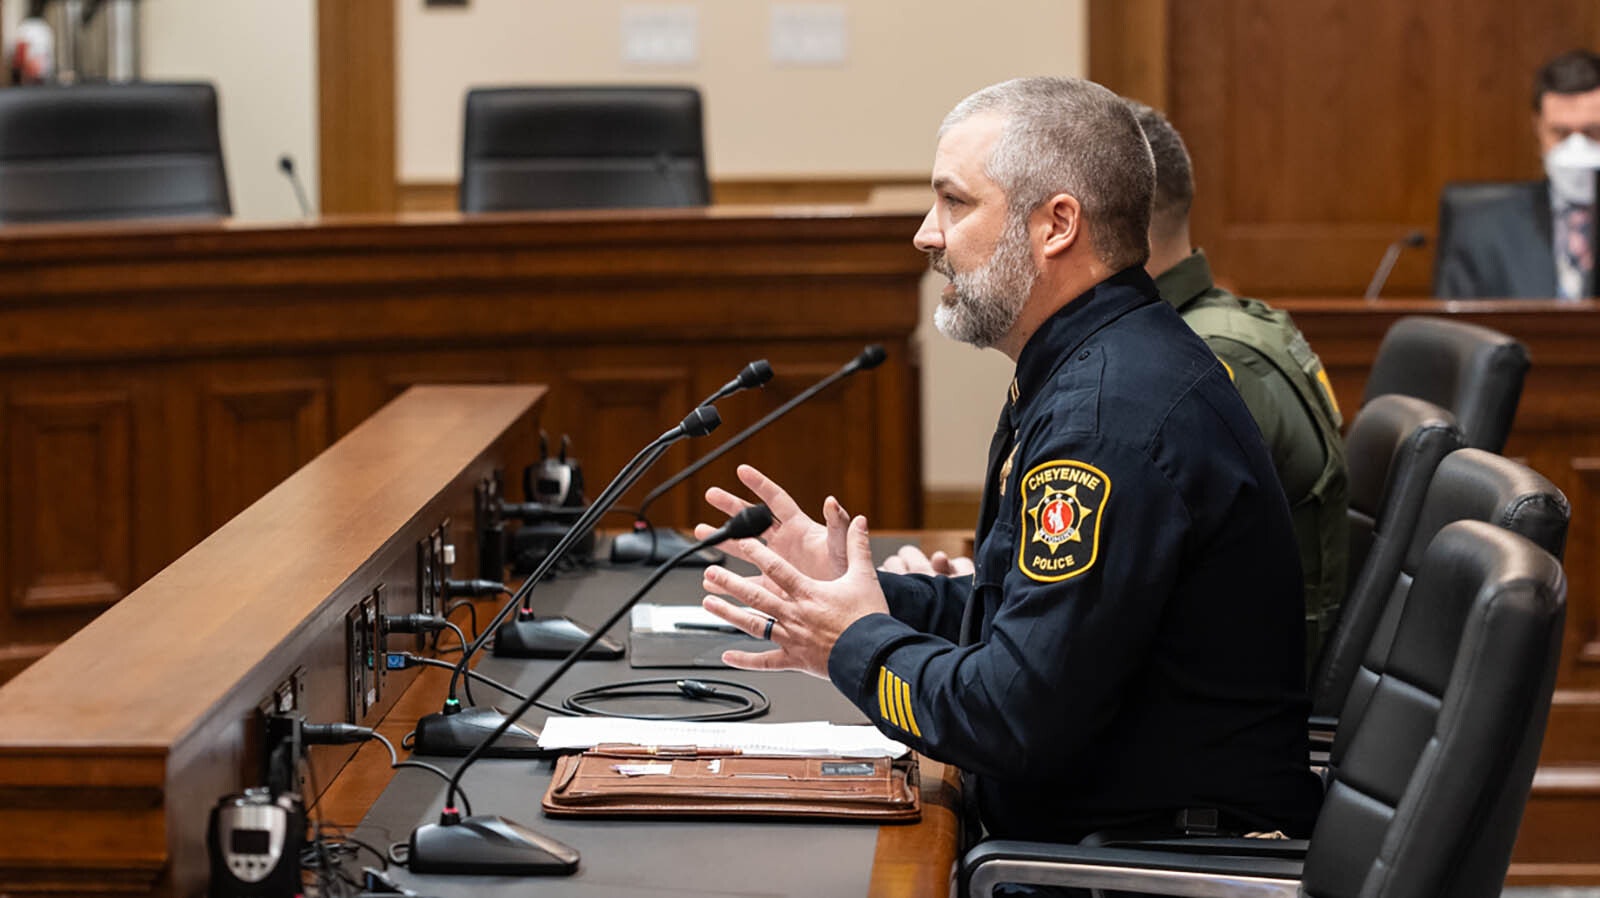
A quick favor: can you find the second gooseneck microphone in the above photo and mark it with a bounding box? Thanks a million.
[610,344,886,565]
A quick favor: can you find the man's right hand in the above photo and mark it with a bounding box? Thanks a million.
[696,464,851,582]
[879,545,975,577]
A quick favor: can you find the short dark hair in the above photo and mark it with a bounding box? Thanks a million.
[1533,49,1600,111]
[1125,101,1193,238]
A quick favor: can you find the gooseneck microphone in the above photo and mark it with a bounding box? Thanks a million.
[410,406,721,757]
[277,154,314,219]
[1364,230,1427,300]
[611,345,886,566]
[406,504,774,877]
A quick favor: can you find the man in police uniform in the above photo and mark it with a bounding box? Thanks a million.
[1131,101,1349,674]
[698,77,1323,844]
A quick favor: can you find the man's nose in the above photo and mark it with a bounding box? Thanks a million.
[912,207,944,252]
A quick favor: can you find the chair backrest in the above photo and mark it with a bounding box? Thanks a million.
[0,82,230,224]
[1360,316,1529,452]
[460,86,710,213]
[1339,396,1462,595]
[1303,521,1565,898]
[1317,445,1568,720]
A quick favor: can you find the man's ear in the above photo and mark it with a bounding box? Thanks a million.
[1039,193,1082,259]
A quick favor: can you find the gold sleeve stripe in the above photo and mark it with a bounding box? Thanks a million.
[898,676,922,737]
[892,673,910,734]
[877,667,902,728]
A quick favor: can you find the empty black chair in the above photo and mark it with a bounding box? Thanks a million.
[460,86,710,213]
[1333,394,1463,636]
[1312,446,1567,743]
[0,82,230,224]
[961,519,1566,898]
[1360,316,1529,452]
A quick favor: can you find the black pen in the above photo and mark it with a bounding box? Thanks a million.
[673,621,744,634]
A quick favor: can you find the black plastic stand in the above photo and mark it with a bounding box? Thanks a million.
[490,612,622,660]
[410,704,548,758]
[608,526,725,566]
[408,810,579,876]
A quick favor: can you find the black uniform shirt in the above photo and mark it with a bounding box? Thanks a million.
[827,267,1324,841]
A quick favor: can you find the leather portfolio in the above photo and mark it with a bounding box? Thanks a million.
[542,745,921,822]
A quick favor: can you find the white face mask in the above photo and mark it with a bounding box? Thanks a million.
[1545,132,1600,207]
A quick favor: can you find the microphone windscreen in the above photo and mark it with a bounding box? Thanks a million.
[278,154,294,175]
[679,406,721,438]
[853,345,887,371]
[716,504,774,541]
[1403,230,1427,248]
[740,360,774,389]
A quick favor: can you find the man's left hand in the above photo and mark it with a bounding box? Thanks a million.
[702,514,889,679]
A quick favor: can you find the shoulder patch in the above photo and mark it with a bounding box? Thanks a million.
[1018,460,1110,582]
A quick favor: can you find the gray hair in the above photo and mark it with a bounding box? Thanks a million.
[941,77,1154,270]
[1125,100,1194,239]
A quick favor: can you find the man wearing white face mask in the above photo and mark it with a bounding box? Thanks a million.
[1435,49,1600,299]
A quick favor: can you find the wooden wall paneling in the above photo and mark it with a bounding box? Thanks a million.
[1087,0,1170,108]
[329,350,517,436]
[316,0,397,215]
[555,363,696,513]
[686,351,877,528]
[1105,1,1600,298]
[1569,460,1600,671]
[202,374,332,531]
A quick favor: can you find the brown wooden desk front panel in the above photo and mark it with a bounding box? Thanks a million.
[0,386,543,896]
[1281,298,1600,882]
[0,207,927,684]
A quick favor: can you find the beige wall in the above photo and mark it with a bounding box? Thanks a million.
[141,0,318,222]
[398,1,1087,496]
[398,0,1086,181]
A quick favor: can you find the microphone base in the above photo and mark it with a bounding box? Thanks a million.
[410,705,550,758]
[609,527,726,567]
[491,615,623,660]
[408,815,579,876]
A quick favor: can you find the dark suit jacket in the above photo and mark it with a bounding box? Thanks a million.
[1433,181,1556,298]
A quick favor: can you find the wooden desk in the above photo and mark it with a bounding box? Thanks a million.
[0,206,926,684]
[0,386,544,896]
[316,535,965,898]
[1280,298,1600,883]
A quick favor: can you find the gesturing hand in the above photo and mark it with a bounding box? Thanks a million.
[702,514,890,680]
[879,545,976,577]
[696,464,850,582]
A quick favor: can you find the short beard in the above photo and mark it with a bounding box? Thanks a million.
[931,211,1038,349]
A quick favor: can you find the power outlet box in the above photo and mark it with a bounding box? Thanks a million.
[345,589,384,723]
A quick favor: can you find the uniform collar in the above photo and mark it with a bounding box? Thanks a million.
[1152,249,1216,311]
[1006,265,1159,424]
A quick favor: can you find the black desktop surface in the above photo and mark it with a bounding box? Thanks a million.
[348,543,899,896]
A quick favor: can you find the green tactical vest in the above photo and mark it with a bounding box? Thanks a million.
[1184,298,1350,678]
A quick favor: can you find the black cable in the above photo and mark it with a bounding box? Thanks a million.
[443,599,479,640]
[437,621,473,705]
[369,731,472,818]
[562,677,769,722]
[393,652,569,717]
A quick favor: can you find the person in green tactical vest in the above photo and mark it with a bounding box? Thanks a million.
[1129,101,1350,677]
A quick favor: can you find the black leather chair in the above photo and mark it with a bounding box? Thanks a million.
[1311,447,1568,747]
[961,519,1566,898]
[459,86,710,213]
[0,82,230,224]
[1333,394,1464,641]
[1360,317,1530,452]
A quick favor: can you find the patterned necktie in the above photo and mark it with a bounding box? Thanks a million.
[1558,203,1595,300]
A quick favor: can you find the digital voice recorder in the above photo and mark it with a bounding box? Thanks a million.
[207,787,304,897]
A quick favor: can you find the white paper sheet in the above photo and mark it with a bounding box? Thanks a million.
[537,717,909,758]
